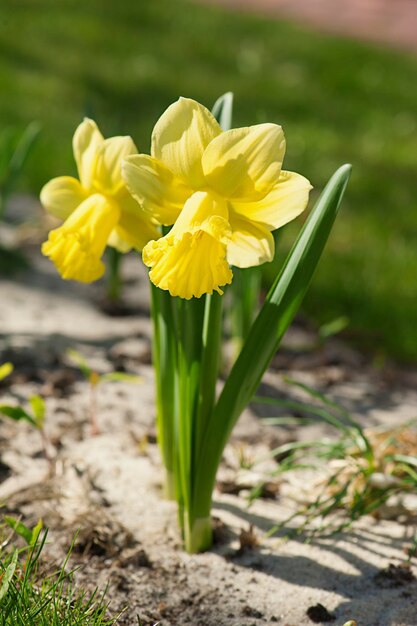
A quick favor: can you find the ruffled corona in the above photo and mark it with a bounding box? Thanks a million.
[143,192,232,299]
[144,231,232,299]
[42,195,120,283]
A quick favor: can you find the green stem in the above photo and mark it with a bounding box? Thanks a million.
[184,514,212,554]
[195,292,223,457]
[179,294,223,552]
[106,247,122,302]
[176,297,205,531]
[150,283,178,500]
[164,468,176,500]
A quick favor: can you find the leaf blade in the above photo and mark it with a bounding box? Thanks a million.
[193,164,352,515]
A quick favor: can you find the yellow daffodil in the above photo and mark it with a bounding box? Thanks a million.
[123,98,312,299]
[41,119,160,282]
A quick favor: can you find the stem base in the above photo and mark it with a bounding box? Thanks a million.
[184,516,212,553]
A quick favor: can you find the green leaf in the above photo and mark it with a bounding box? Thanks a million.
[193,164,352,519]
[0,405,36,426]
[0,549,18,602]
[4,516,34,545]
[0,362,13,382]
[211,92,234,131]
[29,395,45,429]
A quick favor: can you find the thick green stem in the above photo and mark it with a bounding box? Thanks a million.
[150,283,178,499]
[176,297,205,530]
[184,514,212,554]
[178,294,223,553]
[195,293,223,457]
[106,247,122,302]
[164,468,176,500]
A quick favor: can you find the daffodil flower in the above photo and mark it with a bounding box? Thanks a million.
[123,97,312,299]
[41,119,160,282]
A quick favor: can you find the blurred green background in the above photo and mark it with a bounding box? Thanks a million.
[0,0,416,362]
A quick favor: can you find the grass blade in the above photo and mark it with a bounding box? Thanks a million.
[0,550,18,602]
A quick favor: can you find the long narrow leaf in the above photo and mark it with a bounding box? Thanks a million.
[193,164,351,516]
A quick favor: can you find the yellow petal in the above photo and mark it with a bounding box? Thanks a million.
[40,176,88,220]
[94,135,137,195]
[72,118,104,189]
[42,194,119,283]
[227,210,274,268]
[232,171,311,229]
[151,97,221,187]
[143,192,232,299]
[115,192,161,250]
[202,124,286,200]
[108,229,132,253]
[123,154,192,225]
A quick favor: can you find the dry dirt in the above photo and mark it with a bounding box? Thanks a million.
[1,197,417,625]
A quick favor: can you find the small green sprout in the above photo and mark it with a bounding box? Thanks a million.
[318,315,350,342]
[67,349,141,435]
[0,395,53,468]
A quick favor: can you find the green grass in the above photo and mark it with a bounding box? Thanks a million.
[253,380,417,538]
[0,0,417,361]
[0,527,120,625]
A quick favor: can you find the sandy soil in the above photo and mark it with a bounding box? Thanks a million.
[0,197,417,625]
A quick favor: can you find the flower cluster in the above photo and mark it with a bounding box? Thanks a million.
[41,98,311,297]
[41,119,159,282]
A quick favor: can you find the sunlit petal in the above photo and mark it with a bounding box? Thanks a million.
[232,171,311,229]
[151,97,221,187]
[202,124,285,200]
[94,135,137,195]
[107,229,132,253]
[40,176,88,220]
[72,118,103,189]
[42,194,119,282]
[227,210,274,268]
[116,192,161,250]
[123,154,192,225]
